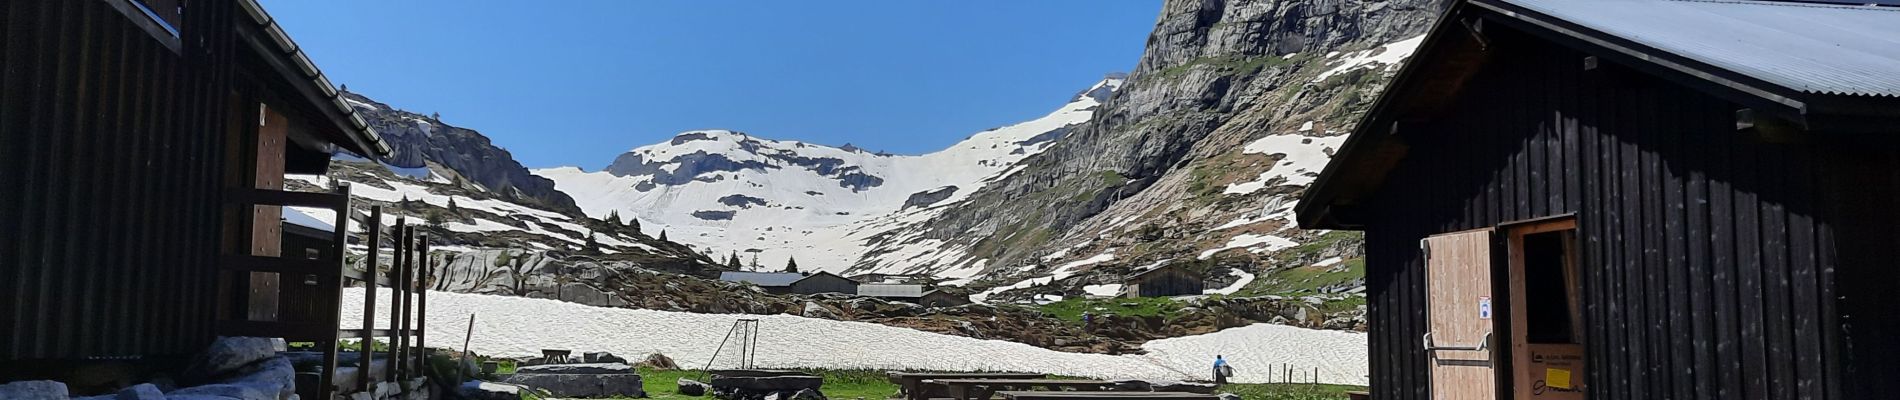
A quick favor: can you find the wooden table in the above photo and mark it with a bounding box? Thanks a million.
[995,391,1219,400]
[888,372,1046,400]
[924,379,1117,400]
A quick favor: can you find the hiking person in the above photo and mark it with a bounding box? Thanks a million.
[1213,355,1232,384]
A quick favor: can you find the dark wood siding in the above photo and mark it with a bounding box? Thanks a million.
[1359,23,1889,400]
[0,0,237,360]
[790,274,860,295]
[1131,267,1205,297]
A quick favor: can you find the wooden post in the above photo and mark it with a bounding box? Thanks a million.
[398,230,416,386]
[359,206,382,392]
[387,217,405,383]
[318,183,353,400]
[459,314,476,382]
[418,235,429,367]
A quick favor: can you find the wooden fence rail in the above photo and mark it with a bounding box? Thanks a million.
[218,183,428,400]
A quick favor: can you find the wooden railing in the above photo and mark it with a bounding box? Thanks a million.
[217,183,429,400]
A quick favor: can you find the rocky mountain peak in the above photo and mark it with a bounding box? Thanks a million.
[341,91,583,215]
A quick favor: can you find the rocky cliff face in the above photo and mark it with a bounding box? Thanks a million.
[853,0,1443,296]
[342,92,583,215]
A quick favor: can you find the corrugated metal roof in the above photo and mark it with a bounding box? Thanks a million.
[1498,0,1900,97]
[718,272,805,287]
[857,284,926,298]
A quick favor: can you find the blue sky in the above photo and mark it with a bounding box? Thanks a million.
[263,1,1160,169]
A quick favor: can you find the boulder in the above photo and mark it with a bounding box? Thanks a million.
[71,383,163,400]
[222,356,296,400]
[501,372,644,398]
[187,337,284,380]
[677,378,711,396]
[800,301,839,319]
[582,351,628,364]
[789,388,826,400]
[1218,393,1242,400]
[166,383,271,400]
[1153,381,1219,394]
[0,380,68,400]
[639,352,680,370]
[458,380,541,400]
[514,362,633,375]
[708,375,822,391]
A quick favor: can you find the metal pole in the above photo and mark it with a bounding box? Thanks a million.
[458,314,475,381]
[699,320,740,382]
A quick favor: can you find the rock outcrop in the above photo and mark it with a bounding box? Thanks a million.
[342,92,583,215]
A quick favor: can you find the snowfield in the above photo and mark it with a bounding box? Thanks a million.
[345,289,1367,385]
[535,77,1125,277]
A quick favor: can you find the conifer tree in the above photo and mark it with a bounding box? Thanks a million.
[658,230,669,242]
[584,230,600,254]
[447,197,459,214]
[785,257,800,273]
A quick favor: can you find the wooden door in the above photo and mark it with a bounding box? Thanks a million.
[1507,220,1585,400]
[1426,229,1498,400]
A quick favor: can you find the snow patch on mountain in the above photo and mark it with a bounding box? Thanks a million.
[536,77,1124,273]
[1313,34,1427,83]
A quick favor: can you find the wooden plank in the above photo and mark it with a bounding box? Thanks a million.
[996,392,1215,400]
[249,102,289,322]
[217,320,333,341]
[386,217,406,383]
[1758,132,1795,400]
[1684,98,1718,400]
[1662,86,1694,400]
[1733,126,1769,399]
[1425,229,1496,400]
[360,205,381,392]
[1705,109,1744,399]
[1785,141,1824,400]
[227,187,349,208]
[223,254,339,276]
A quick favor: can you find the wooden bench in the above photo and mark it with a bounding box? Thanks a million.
[995,391,1219,400]
[923,379,1116,400]
[888,372,1046,400]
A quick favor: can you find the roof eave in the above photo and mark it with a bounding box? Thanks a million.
[234,0,390,159]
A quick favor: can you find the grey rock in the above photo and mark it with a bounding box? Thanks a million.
[0,380,68,400]
[501,373,644,398]
[221,356,295,400]
[72,383,164,400]
[1154,381,1220,394]
[457,380,540,400]
[583,351,628,364]
[343,92,581,214]
[790,388,826,400]
[166,383,270,400]
[514,362,633,375]
[708,375,822,391]
[677,378,710,396]
[1218,393,1242,400]
[189,337,283,379]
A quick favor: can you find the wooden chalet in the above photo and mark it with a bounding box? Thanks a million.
[918,290,972,308]
[1123,263,1204,298]
[790,271,861,295]
[1297,0,1900,399]
[2,0,434,398]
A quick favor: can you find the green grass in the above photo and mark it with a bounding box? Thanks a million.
[1038,296,1184,324]
[1217,383,1367,400]
[1098,170,1129,187]
[511,365,1365,400]
[638,367,899,400]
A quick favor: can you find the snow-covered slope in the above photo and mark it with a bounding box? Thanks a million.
[535,76,1124,272]
[347,288,1369,385]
